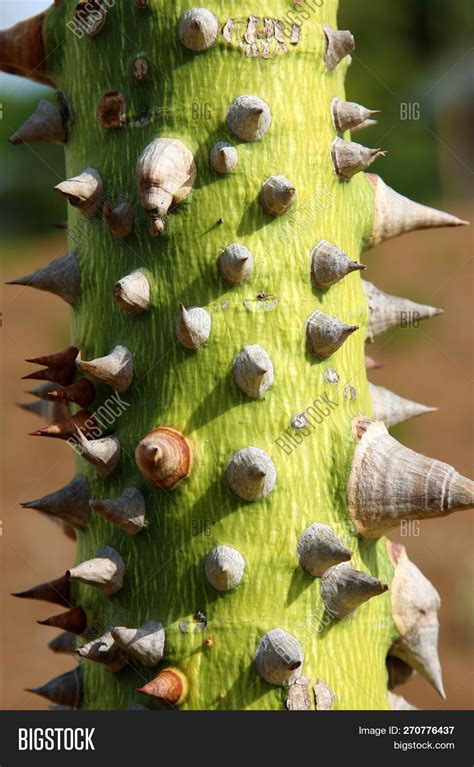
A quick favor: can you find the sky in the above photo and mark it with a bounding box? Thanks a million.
[0,1,53,92]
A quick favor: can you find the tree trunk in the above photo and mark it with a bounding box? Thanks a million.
[4,1,471,711]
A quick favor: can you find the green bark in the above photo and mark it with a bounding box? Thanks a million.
[43,0,395,709]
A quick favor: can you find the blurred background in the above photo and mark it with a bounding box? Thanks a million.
[0,1,472,709]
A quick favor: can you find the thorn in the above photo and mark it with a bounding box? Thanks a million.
[321,562,388,618]
[74,630,128,672]
[348,418,474,537]
[103,201,134,238]
[387,541,445,699]
[37,605,87,635]
[175,304,211,349]
[254,629,304,685]
[28,409,96,440]
[226,446,276,501]
[39,378,96,408]
[89,488,145,535]
[9,99,66,145]
[331,97,379,133]
[113,271,150,315]
[332,137,386,181]
[205,545,245,591]
[366,174,469,246]
[6,251,80,305]
[233,345,274,398]
[48,631,76,654]
[363,279,442,340]
[23,345,78,387]
[310,239,365,289]
[306,310,358,359]
[0,12,55,86]
[365,354,383,370]
[76,345,133,392]
[369,383,436,427]
[135,428,192,490]
[111,621,165,666]
[71,431,121,479]
[54,167,103,218]
[12,575,70,608]
[297,523,352,577]
[21,475,91,528]
[26,668,83,708]
[323,26,355,71]
[137,667,189,706]
[66,546,125,596]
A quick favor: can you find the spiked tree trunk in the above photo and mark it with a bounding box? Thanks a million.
[5,1,472,711]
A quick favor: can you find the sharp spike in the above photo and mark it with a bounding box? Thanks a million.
[25,346,78,369]
[178,8,218,52]
[36,378,96,408]
[366,174,469,246]
[210,141,238,174]
[54,167,103,218]
[9,98,66,145]
[0,12,54,86]
[12,575,71,608]
[310,240,365,289]
[26,382,57,399]
[348,417,474,538]
[27,668,83,708]
[66,546,125,596]
[331,97,380,134]
[21,475,91,528]
[23,346,78,387]
[260,175,296,217]
[306,310,358,359]
[137,667,189,706]
[387,541,445,699]
[113,271,150,315]
[6,251,80,305]
[29,409,96,440]
[331,137,386,181]
[226,95,272,142]
[227,447,276,501]
[205,545,246,591]
[74,630,128,672]
[233,345,274,398]
[111,621,165,667]
[297,523,352,577]
[254,629,304,686]
[135,428,192,489]
[76,345,133,392]
[219,243,253,285]
[48,632,77,655]
[363,279,442,340]
[71,432,121,478]
[17,399,69,423]
[103,201,134,238]
[176,304,211,349]
[323,25,354,70]
[321,562,388,619]
[38,605,87,635]
[89,488,145,535]
[369,383,436,427]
